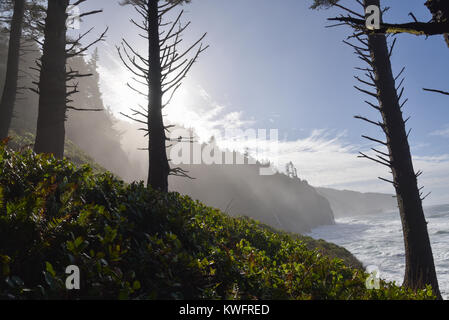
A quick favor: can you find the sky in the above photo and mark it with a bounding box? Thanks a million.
[73,0,449,205]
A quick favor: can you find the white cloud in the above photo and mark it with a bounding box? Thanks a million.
[96,42,147,116]
[216,127,449,205]
[97,44,254,143]
[430,126,449,138]
[164,84,255,143]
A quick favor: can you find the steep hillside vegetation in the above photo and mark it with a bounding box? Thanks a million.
[6,130,105,174]
[0,144,434,299]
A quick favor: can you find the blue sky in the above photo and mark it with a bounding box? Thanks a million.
[75,0,449,204]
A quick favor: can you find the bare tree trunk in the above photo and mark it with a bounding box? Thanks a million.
[118,1,206,191]
[34,0,69,159]
[0,0,25,140]
[146,0,169,191]
[365,0,441,299]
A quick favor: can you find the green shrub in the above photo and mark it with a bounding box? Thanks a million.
[0,142,435,300]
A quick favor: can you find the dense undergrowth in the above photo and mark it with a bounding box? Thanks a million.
[0,142,435,300]
[7,130,105,173]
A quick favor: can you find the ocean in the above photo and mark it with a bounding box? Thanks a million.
[307,204,449,299]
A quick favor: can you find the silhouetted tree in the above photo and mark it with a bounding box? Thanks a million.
[286,161,298,179]
[33,0,107,159]
[0,0,46,34]
[118,0,207,191]
[322,0,449,96]
[313,0,442,299]
[0,0,25,140]
[0,0,47,140]
[322,0,449,46]
[0,1,13,31]
[0,36,133,178]
[0,34,41,134]
[426,0,449,47]
[0,35,7,80]
[65,50,133,177]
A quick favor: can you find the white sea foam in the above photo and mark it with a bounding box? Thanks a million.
[307,204,449,299]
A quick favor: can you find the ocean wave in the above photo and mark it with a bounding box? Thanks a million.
[308,205,449,299]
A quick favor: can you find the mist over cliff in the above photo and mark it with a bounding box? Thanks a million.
[114,120,336,234]
[316,187,397,218]
[169,162,335,234]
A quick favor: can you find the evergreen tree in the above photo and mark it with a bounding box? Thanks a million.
[0,33,8,86]
[33,0,70,158]
[319,0,449,48]
[33,0,106,159]
[312,0,442,299]
[0,34,132,178]
[0,0,25,140]
[118,0,207,191]
[0,0,46,139]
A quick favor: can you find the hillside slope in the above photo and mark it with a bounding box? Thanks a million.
[6,127,334,234]
[0,143,434,299]
[170,163,335,234]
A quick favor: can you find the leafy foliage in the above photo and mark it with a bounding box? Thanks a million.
[6,130,105,174]
[0,143,435,300]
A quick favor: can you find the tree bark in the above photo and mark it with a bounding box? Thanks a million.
[425,0,449,48]
[146,0,169,192]
[365,0,441,299]
[0,0,25,140]
[34,0,69,159]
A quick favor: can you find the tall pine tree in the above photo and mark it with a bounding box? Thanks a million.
[33,0,69,158]
[312,0,442,298]
[34,0,106,159]
[118,0,207,191]
[0,0,25,140]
